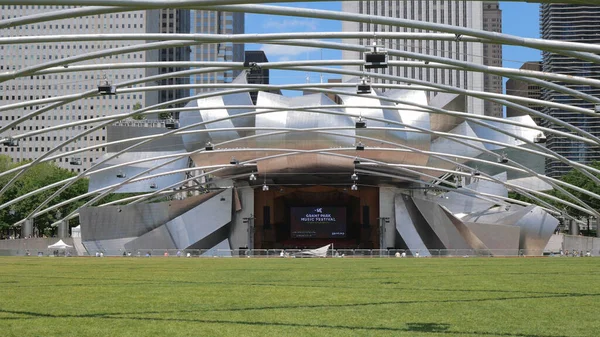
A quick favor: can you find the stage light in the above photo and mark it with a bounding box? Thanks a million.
[1,137,18,147]
[356,77,371,94]
[262,184,269,192]
[356,142,365,151]
[150,183,157,189]
[249,173,257,181]
[472,170,481,177]
[364,43,388,69]
[97,81,116,95]
[351,184,358,191]
[353,157,361,165]
[497,153,508,164]
[534,133,547,144]
[205,142,214,151]
[116,171,126,178]
[230,157,239,165]
[355,116,367,129]
[165,119,178,130]
[351,173,358,181]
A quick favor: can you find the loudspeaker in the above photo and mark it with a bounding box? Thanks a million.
[362,206,370,228]
[263,206,271,229]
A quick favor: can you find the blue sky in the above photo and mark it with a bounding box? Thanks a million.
[245,1,541,88]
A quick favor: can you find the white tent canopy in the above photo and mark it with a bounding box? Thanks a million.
[296,244,331,258]
[48,240,72,249]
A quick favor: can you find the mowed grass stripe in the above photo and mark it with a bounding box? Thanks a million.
[0,257,598,337]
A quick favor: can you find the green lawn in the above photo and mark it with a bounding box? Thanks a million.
[0,257,598,337]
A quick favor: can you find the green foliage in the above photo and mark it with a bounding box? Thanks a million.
[0,155,88,234]
[0,258,599,337]
[158,112,172,120]
[131,102,145,120]
[509,161,600,219]
[552,162,600,218]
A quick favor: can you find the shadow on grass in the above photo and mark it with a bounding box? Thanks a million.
[1,292,599,318]
[0,311,573,337]
[5,274,598,301]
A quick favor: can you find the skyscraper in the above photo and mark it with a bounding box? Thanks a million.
[541,4,600,177]
[482,1,503,118]
[190,10,244,94]
[158,9,191,110]
[341,1,502,116]
[245,51,270,105]
[506,62,542,123]
[0,5,161,172]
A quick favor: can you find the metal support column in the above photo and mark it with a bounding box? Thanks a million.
[58,220,69,239]
[22,218,33,238]
[570,219,579,236]
[243,214,255,254]
[378,217,390,256]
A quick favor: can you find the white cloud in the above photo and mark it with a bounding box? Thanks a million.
[262,18,319,31]
[260,44,317,58]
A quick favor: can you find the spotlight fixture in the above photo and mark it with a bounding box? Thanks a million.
[364,43,388,69]
[230,157,239,165]
[472,169,481,177]
[355,141,365,151]
[355,116,367,129]
[353,157,361,165]
[116,171,126,179]
[533,133,547,144]
[356,77,371,94]
[262,183,269,192]
[97,81,117,95]
[1,137,18,147]
[165,119,178,130]
[69,157,82,166]
[150,183,157,189]
[497,153,508,164]
[249,173,257,181]
[351,183,358,191]
[205,142,214,151]
[351,172,359,181]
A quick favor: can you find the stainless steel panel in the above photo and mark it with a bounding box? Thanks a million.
[463,222,520,253]
[87,151,188,193]
[166,189,232,248]
[394,194,430,256]
[438,172,508,214]
[412,197,471,249]
[79,193,220,241]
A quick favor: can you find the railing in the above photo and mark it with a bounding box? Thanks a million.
[1,248,594,258]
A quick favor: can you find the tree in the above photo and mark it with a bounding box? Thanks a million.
[509,162,600,220]
[551,162,600,219]
[0,155,89,237]
[158,105,173,120]
[131,102,145,120]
